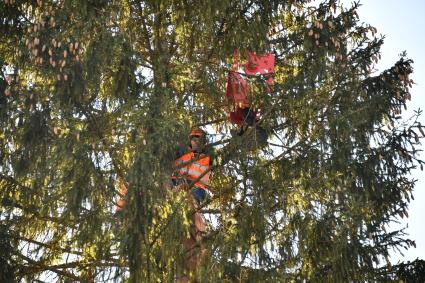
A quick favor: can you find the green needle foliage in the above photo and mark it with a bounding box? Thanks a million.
[1,0,423,282]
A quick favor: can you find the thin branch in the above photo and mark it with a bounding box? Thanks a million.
[15,252,81,281]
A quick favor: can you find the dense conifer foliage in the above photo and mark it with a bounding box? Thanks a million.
[1,0,423,281]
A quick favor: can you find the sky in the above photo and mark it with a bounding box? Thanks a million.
[350,0,425,263]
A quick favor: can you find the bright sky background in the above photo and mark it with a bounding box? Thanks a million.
[352,0,425,263]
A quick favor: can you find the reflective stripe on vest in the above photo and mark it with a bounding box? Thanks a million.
[175,152,211,189]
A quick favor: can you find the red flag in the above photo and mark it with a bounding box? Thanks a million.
[244,51,275,82]
[226,71,250,108]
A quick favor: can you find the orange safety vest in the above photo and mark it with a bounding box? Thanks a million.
[174,152,211,189]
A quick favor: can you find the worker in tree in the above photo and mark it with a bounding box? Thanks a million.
[115,127,212,210]
[172,126,212,283]
[172,126,212,203]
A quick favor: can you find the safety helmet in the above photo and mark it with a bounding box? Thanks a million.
[189,127,207,146]
[189,127,205,139]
